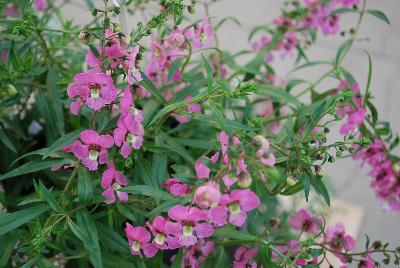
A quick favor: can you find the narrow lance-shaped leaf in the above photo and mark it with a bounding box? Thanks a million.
[366,10,390,25]
[42,128,83,159]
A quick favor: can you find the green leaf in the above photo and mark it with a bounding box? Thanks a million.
[34,180,63,213]
[213,226,256,241]
[289,60,331,74]
[202,55,213,93]
[147,100,187,128]
[364,51,372,107]
[336,40,351,65]
[256,84,302,107]
[88,44,101,59]
[116,203,136,222]
[310,176,330,206]
[215,16,242,31]
[0,229,25,266]
[78,166,93,204]
[0,128,17,153]
[120,185,172,200]
[139,73,167,104]
[68,211,102,268]
[171,249,183,268]
[96,222,129,254]
[136,157,159,189]
[42,129,83,159]
[0,158,73,181]
[280,182,304,196]
[209,101,228,132]
[0,204,49,236]
[366,10,390,25]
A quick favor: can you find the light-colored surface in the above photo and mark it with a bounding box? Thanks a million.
[62,0,400,263]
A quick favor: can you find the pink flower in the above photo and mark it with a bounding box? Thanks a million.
[173,96,201,124]
[289,209,322,235]
[74,130,114,171]
[182,239,214,268]
[325,223,356,263]
[125,223,157,257]
[101,161,128,204]
[193,182,221,209]
[67,70,117,114]
[192,17,214,49]
[34,0,48,11]
[339,0,360,8]
[195,160,211,179]
[113,88,144,158]
[146,216,180,250]
[125,45,142,85]
[321,14,340,35]
[165,205,213,247]
[233,246,259,268]
[162,178,191,197]
[6,3,20,17]
[253,135,276,167]
[339,108,365,135]
[357,254,374,268]
[211,189,260,227]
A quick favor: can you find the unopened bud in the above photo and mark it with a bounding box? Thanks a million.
[286,175,297,186]
[237,172,252,188]
[372,240,383,250]
[187,5,196,13]
[314,165,324,177]
[79,31,91,44]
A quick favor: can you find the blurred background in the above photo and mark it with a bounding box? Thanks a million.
[60,0,400,262]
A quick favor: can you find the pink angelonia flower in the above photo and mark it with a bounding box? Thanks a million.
[150,39,167,67]
[219,131,240,164]
[173,96,201,124]
[324,223,356,263]
[125,45,142,85]
[195,160,211,179]
[114,88,144,158]
[76,130,114,171]
[339,108,365,135]
[166,27,186,48]
[289,209,323,235]
[182,239,215,268]
[253,135,276,167]
[339,0,360,8]
[101,160,128,204]
[50,141,80,171]
[6,3,20,17]
[321,14,340,35]
[165,205,213,247]
[233,246,259,268]
[34,0,48,11]
[146,216,180,250]
[272,240,316,266]
[357,254,374,268]
[193,181,221,209]
[280,31,298,55]
[192,17,214,49]
[67,70,117,114]
[162,178,191,197]
[125,223,157,258]
[212,189,260,227]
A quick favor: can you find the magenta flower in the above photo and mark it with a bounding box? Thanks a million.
[193,182,221,209]
[67,70,117,115]
[321,13,340,35]
[182,239,215,268]
[125,45,142,85]
[113,88,144,158]
[192,17,214,49]
[195,160,211,179]
[146,216,180,250]
[75,130,114,171]
[215,189,260,227]
[125,223,157,258]
[233,246,259,268]
[253,135,276,167]
[34,0,48,11]
[101,161,128,204]
[172,96,201,124]
[6,3,20,17]
[289,209,322,235]
[339,108,365,135]
[324,223,356,263]
[165,205,213,247]
[162,178,191,197]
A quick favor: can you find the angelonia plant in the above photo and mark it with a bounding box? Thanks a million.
[0,0,399,267]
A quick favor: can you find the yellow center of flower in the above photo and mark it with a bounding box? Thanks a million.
[229,202,240,215]
[183,225,193,237]
[89,149,99,161]
[154,233,166,245]
[126,134,137,144]
[131,241,141,252]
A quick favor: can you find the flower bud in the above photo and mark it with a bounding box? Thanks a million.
[286,175,297,186]
[237,172,252,188]
[372,240,383,250]
[79,31,91,44]
[187,5,196,14]
[393,162,400,173]
[314,165,324,177]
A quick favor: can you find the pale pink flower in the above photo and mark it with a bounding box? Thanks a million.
[101,161,128,204]
[192,17,214,49]
[233,246,259,268]
[34,0,48,11]
[125,45,142,85]
[325,223,356,263]
[193,182,221,209]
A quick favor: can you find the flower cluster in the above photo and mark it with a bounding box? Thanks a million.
[353,139,400,211]
[125,131,265,264]
[252,0,360,59]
